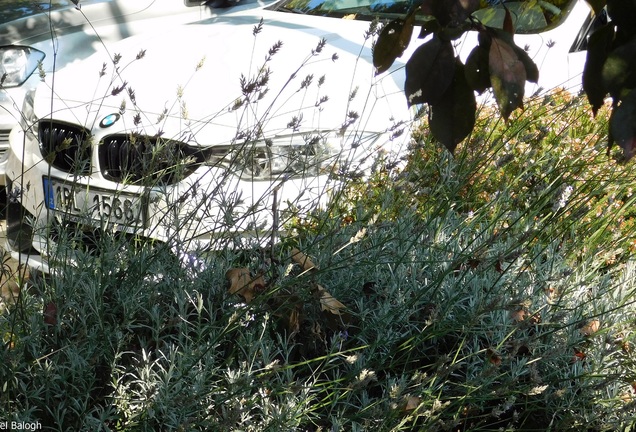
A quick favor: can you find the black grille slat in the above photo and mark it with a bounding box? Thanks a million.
[0,130,10,146]
[0,130,10,161]
[38,120,92,174]
[99,134,205,185]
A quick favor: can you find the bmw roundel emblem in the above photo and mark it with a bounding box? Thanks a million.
[100,113,120,128]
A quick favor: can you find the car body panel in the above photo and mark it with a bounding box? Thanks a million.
[27,11,406,145]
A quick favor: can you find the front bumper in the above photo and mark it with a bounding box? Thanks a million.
[5,125,340,272]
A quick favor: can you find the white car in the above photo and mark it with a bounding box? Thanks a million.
[0,0,216,189]
[3,0,599,272]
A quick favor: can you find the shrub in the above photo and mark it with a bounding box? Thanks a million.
[270,90,636,430]
[2,88,636,431]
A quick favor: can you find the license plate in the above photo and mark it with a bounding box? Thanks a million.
[43,177,146,228]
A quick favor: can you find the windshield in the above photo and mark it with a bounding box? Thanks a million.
[275,0,579,34]
[0,0,78,22]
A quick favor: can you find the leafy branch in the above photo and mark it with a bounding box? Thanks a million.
[373,0,540,153]
[374,0,636,160]
[583,0,636,159]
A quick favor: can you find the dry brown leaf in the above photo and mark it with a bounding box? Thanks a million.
[509,308,526,322]
[288,307,301,334]
[291,248,318,272]
[316,284,346,315]
[622,341,631,353]
[1,280,20,306]
[580,319,600,336]
[572,348,586,363]
[0,263,30,310]
[486,348,502,367]
[43,302,58,326]
[403,395,421,413]
[226,268,265,303]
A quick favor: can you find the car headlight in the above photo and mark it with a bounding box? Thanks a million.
[209,131,380,180]
[0,46,45,88]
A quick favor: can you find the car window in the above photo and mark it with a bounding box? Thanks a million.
[274,0,579,34]
[275,0,413,20]
[472,0,579,33]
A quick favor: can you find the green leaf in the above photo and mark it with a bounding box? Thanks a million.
[465,45,491,94]
[607,0,636,37]
[607,109,616,155]
[418,19,441,39]
[439,24,472,41]
[488,35,527,120]
[583,23,615,116]
[421,0,480,27]
[404,35,456,106]
[472,2,547,34]
[488,28,538,83]
[503,5,514,35]
[373,11,416,75]
[602,34,636,100]
[610,88,636,160]
[429,58,477,153]
[585,0,607,16]
[516,47,538,84]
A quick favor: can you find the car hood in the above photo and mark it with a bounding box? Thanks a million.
[31,8,412,149]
